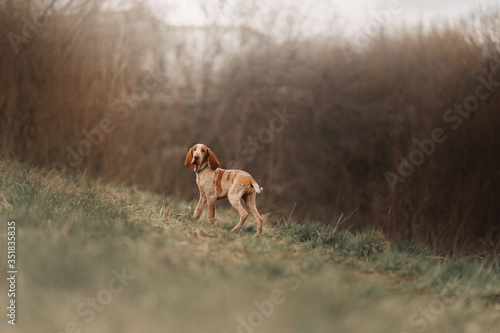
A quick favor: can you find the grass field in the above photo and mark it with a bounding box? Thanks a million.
[0,160,499,333]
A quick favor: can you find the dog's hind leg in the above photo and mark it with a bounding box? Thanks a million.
[244,192,263,234]
[228,190,249,232]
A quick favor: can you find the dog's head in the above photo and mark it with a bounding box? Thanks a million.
[184,143,219,171]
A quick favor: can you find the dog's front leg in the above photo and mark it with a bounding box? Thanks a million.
[194,192,207,219]
[207,197,216,224]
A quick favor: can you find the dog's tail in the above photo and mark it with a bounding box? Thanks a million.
[252,182,263,194]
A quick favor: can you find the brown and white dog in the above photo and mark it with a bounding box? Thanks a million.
[184,143,264,234]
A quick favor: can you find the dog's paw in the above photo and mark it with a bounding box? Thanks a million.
[231,226,241,233]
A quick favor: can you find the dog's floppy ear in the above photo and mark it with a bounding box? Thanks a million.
[207,148,219,170]
[184,147,194,170]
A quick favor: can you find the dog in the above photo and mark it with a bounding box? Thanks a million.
[184,143,264,234]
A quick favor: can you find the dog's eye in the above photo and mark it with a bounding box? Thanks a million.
[202,149,205,152]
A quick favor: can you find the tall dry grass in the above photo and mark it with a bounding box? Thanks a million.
[1,0,499,254]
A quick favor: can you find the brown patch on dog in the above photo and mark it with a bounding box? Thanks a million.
[184,147,194,170]
[216,170,225,196]
[207,147,219,170]
[234,175,254,191]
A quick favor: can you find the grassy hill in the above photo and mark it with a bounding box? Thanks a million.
[0,160,499,333]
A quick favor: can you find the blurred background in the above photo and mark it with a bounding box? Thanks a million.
[1,0,499,254]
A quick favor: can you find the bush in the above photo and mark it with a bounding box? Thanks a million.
[1,1,499,254]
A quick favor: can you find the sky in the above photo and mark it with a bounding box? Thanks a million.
[151,0,499,36]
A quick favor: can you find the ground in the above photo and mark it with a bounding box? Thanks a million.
[0,160,498,333]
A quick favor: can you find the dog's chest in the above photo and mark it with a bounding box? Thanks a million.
[196,170,216,195]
